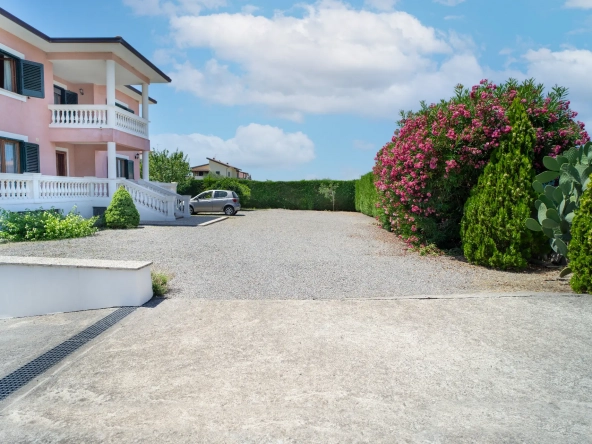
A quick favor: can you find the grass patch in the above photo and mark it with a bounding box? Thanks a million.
[152,270,172,297]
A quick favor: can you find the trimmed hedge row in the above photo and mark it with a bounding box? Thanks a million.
[355,172,380,217]
[241,180,356,211]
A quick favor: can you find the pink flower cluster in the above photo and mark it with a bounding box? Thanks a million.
[373,79,590,247]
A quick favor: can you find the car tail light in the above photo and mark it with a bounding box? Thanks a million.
[233,198,237,202]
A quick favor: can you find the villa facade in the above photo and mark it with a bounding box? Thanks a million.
[0,8,189,221]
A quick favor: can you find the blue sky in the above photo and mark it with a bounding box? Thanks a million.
[5,0,592,180]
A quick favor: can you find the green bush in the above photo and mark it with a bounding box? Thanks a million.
[568,179,592,293]
[202,176,251,200]
[105,187,140,229]
[0,208,97,242]
[461,99,538,270]
[177,178,206,198]
[152,270,172,297]
[355,172,380,217]
[241,180,356,211]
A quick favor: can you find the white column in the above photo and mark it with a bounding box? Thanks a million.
[142,83,149,120]
[142,150,150,181]
[107,142,117,196]
[106,60,116,127]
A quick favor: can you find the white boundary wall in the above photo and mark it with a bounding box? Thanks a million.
[0,256,153,319]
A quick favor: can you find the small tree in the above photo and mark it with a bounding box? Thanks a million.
[148,148,191,188]
[460,99,537,270]
[319,181,340,211]
[568,179,592,293]
[105,187,140,229]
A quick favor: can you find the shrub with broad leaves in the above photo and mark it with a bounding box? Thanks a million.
[374,78,589,248]
[0,208,97,242]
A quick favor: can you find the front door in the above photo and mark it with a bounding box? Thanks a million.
[56,151,67,176]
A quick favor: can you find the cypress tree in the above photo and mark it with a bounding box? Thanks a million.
[460,99,537,270]
[568,179,592,293]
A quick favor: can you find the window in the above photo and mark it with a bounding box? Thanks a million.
[54,86,64,104]
[216,171,220,175]
[232,192,238,198]
[214,191,228,198]
[0,54,17,93]
[198,191,213,200]
[115,102,135,114]
[0,50,45,98]
[0,139,20,173]
[54,86,78,105]
[227,171,230,177]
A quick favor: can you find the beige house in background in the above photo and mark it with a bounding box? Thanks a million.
[191,157,251,180]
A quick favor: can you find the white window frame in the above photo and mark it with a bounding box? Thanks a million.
[53,80,68,90]
[0,130,27,142]
[0,43,27,102]
[55,147,70,177]
[115,99,130,108]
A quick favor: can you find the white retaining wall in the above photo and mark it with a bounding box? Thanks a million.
[0,256,153,319]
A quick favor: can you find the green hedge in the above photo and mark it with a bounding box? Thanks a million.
[242,180,356,211]
[177,179,206,197]
[355,172,380,217]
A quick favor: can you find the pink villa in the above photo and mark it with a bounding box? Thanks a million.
[0,8,190,221]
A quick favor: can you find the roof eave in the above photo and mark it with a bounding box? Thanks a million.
[0,7,171,84]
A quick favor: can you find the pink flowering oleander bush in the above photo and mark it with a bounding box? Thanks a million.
[374,78,589,249]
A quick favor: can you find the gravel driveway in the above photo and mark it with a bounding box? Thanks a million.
[0,210,571,298]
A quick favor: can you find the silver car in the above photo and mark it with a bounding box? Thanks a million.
[189,190,241,216]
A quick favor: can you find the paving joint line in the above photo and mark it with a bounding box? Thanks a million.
[0,306,137,402]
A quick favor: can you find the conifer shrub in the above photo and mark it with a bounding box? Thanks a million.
[105,187,140,229]
[460,99,538,270]
[568,179,592,293]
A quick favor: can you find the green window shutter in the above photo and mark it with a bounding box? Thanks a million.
[64,90,78,104]
[127,160,135,179]
[18,60,45,98]
[20,143,40,173]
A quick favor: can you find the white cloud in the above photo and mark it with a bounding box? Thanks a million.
[151,124,315,169]
[434,0,466,6]
[364,0,398,11]
[167,1,482,120]
[444,15,464,20]
[564,0,592,9]
[123,0,226,16]
[523,48,592,128]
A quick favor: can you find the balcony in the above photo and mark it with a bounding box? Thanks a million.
[48,105,149,139]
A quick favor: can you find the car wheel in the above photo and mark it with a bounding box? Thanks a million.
[189,205,195,215]
[224,205,236,216]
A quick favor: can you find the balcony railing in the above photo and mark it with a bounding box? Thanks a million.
[49,105,149,139]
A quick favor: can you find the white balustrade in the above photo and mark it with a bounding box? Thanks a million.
[0,174,110,203]
[115,109,149,138]
[116,180,171,217]
[49,105,149,139]
[0,174,33,201]
[0,174,187,222]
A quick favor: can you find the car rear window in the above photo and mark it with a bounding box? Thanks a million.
[232,192,238,198]
[214,191,228,198]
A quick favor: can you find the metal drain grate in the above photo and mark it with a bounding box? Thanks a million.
[0,306,137,401]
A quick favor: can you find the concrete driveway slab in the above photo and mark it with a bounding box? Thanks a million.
[0,308,116,377]
[1,295,591,443]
